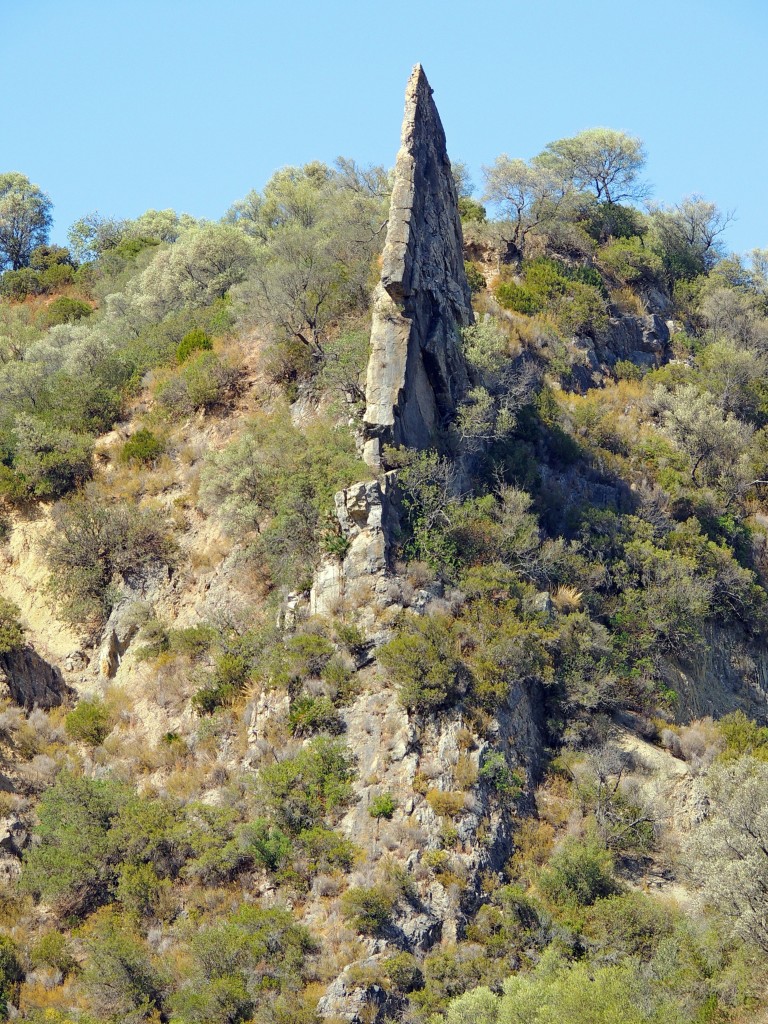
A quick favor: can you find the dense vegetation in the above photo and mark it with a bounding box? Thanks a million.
[0,127,767,1024]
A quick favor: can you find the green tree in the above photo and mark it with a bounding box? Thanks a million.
[21,772,126,915]
[0,172,53,270]
[482,156,571,253]
[538,128,648,206]
[80,911,166,1024]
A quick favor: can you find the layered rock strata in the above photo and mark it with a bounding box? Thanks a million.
[363,64,473,469]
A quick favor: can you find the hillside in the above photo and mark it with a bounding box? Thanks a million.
[0,65,767,1024]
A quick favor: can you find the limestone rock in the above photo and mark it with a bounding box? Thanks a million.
[363,64,473,469]
[310,478,394,619]
[598,312,671,368]
[317,958,403,1023]
[97,601,143,678]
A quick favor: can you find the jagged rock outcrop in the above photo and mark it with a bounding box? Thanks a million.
[310,477,398,628]
[0,647,70,709]
[363,64,473,469]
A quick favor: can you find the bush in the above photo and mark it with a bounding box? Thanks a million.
[294,825,357,875]
[0,936,22,1015]
[20,772,127,915]
[0,416,93,503]
[46,495,175,623]
[478,752,523,797]
[614,359,644,381]
[538,835,620,907]
[30,931,77,976]
[119,428,164,465]
[115,862,173,921]
[0,599,24,656]
[42,297,92,328]
[0,268,43,300]
[65,698,113,746]
[378,614,467,712]
[599,236,662,284]
[176,328,213,363]
[288,694,343,736]
[494,257,608,336]
[259,737,356,833]
[341,884,396,934]
[426,789,466,818]
[80,911,165,1021]
[199,409,365,589]
[464,260,487,293]
[384,952,424,993]
[369,793,397,820]
[156,351,240,414]
[236,818,293,872]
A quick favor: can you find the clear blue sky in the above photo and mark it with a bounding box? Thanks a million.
[2,0,766,254]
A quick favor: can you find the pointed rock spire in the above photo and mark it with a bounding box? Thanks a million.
[363,64,473,469]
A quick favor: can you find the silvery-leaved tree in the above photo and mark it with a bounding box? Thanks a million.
[0,172,53,270]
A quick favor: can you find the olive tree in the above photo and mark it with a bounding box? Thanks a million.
[688,756,768,952]
[235,162,385,353]
[482,156,571,252]
[650,195,733,279]
[538,128,648,206]
[0,172,53,270]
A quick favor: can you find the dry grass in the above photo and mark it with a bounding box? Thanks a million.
[453,753,478,790]
[610,285,646,316]
[551,584,584,613]
[426,789,467,819]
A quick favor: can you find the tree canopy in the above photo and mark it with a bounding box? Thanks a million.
[0,173,53,270]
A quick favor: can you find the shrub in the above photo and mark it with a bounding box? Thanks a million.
[494,279,540,316]
[176,328,213,363]
[0,268,43,300]
[259,737,356,833]
[168,624,217,659]
[30,931,77,976]
[46,495,175,623]
[614,359,644,381]
[378,614,467,712]
[0,599,24,656]
[599,235,662,284]
[295,825,357,875]
[119,428,164,465]
[80,911,165,1021]
[236,818,293,872]
[369,793,397,820]
[478,752,523,797]
[20,772,127,915]
[538,834,620,907]
[42,297,92,328]
[116,862,173,921]
[288,694,343,736]
[341,884,396,934]
[156,352,239,414]
[65,698,113,745]
[199,409,365,588]
[384,952,424,992]
[0,936,22,1015]
[0,416,93,503]
[464,260,487,292]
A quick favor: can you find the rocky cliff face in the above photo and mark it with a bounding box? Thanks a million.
[363,64,473,470]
